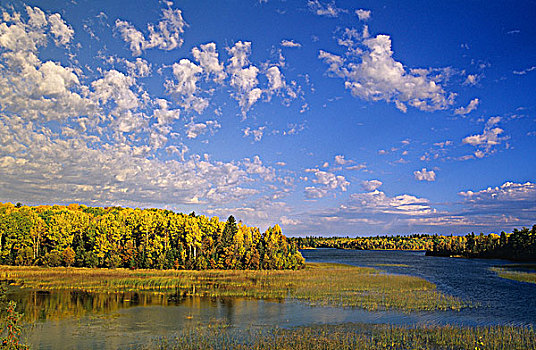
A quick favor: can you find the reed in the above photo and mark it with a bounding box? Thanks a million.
[142,322,536,350]
[491,267,536,284]
[1,263,466,311]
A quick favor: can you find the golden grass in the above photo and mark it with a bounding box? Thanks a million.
[1,263,466,311]
[142,322,536,350]
[491,267,536,285]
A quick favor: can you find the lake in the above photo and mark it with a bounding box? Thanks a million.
[9,249,536,349]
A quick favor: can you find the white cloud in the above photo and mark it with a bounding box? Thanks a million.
[361,179,382,191]
[462,116,509,158]
[459,181,536,203]
[192,42,226,83]
[115,5,186,56]
[355,9,371,21]
[320,34,455,112]
[463,74,478,86]
[281,39,301,48]
[125,58,151,77]
[0,115,276,208]
[348,190,432,216]
[266,66,285,91]
[306,168,349,191]
[166,58,208,114]
[0,10,95,121]
[513,66,536,75]
[243,126,266,142]
[226,41,262,116]
[454,98,479,115]
[304,186,328,199]
[308,0,346,17]
[414,168,436,182]
[347,164,367,171]
[185,119,221,139]
[334,154,348,165]
[47,13,74,46]
[242,155,275,182]
[91,69,145,132]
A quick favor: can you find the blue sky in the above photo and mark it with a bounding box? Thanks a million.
[0,0,535,235]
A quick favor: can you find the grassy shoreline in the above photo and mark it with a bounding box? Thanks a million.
[141,322,535,350]
[1,262,466,312]
[491,265,536,284]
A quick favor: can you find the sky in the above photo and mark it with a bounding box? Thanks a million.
[0,0,535,236]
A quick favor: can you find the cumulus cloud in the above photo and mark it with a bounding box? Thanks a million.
[166,58,209,113]
[361,179,382,191]
[414,168,436,182]
[304,186,328,199]
[308,0,346,17]
[355,9,371,21]
[320,34,455,112]
[125,58,151,77]
[463,74,478,86]
[192,42,226,83]
[459,181,536,204]
[348,190,433,216]
[462,116,509,158]
[456,181,536,226]
[454,98,479,115]
[334,154,348,165]
[242,155,276,182]
[281,39,301,48]
[115,4,187,56]
[185,119,221,139]
[226,41,262,115]
[306,168,349,191]
[0,116,276,208]
[47,13,74,46]
[243,126,266,142]
[0,9,95,122]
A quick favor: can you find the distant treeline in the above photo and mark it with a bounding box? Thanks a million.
[292,226,536,261]
[291,234,436,251]
[0,202,304,270]
[425,225,536,261]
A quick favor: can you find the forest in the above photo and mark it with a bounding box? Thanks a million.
[425,225,536,261]
[292,226,536,261]
[0,202,304,270]
[291,234,436,251]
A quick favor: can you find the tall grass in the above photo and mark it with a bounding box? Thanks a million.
[141,322,536,350]
[0,263,466,312]
[491,266,536,284]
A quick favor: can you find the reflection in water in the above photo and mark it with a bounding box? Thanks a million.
[8,288,274,324]
[7,250,536,349]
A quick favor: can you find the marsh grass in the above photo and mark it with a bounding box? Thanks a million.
[375,263,410,267]
[1,263,466,311]
[491,266,536,285]
[142,322,536,350]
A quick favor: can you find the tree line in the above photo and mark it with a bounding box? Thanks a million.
[425,225,536,261]
[0,202,304,270]
[291,234,436,251]
[291,226,536,261]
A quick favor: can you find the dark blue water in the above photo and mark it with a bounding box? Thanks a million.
[301,249,536,326]
[13,249,536,349]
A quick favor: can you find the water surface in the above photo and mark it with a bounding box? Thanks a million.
[10,249,536,349]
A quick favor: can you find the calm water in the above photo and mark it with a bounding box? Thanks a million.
[9,249,536,349]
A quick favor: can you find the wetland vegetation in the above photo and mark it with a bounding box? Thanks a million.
[491,264,536,284]
[141,322,536,350]
[1,263,465,312]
